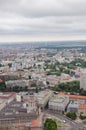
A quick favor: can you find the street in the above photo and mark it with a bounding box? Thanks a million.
[44,109,86,130]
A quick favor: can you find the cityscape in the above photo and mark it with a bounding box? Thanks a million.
[0,42,86,130]
[0,0,86,130]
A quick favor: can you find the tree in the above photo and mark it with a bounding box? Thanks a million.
[46,81,50,85]
[80,115,86,120]
[35,87,38,93]
[44,118,57,130]
[0,81,6,91]
[0,64,3,67]
[58,81,80,93]
[29,75,31,79]
[31,83,37,87]
[66,112,77,120]
[8,63,12,68]
[63,69,70,74]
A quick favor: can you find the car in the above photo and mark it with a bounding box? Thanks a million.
[62,120,66,123]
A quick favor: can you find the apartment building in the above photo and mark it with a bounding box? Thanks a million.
[49,95,69,112]
[6,80,29,88]
[37,90,53,109]
[80,74,86,90]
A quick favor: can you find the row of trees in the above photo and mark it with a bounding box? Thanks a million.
[58,81,80,93]
[0,81,29,92]
[66,112,86,121]
[51,80,86,96]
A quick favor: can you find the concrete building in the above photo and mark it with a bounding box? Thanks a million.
[0,92,16,103]
[0,93,39,130]
[80,74,86,90]
[37,90,53,109]
[49,95,69,112]
[58,92,86,104]
[16,92,39,115]
[6,80,29,88]
[67,101,86,116]
[59,92,86,115]
[0,92,16,111]
[78,104,86,116]
[67,101,79,113]
[46,75,59,86]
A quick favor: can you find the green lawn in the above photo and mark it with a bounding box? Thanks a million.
[53,118,61,128]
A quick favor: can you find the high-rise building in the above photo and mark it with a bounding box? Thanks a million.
[80,75,86,90]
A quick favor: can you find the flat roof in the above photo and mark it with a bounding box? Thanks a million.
[0,92,16,99]
[50,95,68,103]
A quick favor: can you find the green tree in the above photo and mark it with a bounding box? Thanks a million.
[35,87,38,93]
[0,81,6,91]
[0,64,3,67]
[44,118,57,130]
[66,112,77,120]
[79,115,86,120]
[8,63,12,68]
[29,75,31,79]
[31,83,37,87]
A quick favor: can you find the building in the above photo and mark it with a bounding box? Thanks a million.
[37,90,53,109]
[46,75,59,86]
[0,92,39,130]
[0,92,16,111]
[58,92,86,104]
[0,92,16,104]
[59,92,86,116]
[49,95,69,112]
[2,119,42,130]
[5,80,29,88]
[16,92,39,114]
[80,74,86,90]
[67,101,79,113]
[78,104,86,116]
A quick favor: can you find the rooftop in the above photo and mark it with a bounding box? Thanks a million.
[37,90,52,102]
[0,92,16,99]
[58,92,86,100]
[79,104,86,109]
[50,95,69,103]
[31,120,39,127]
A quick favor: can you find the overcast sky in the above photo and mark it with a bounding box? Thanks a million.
[0,0,86,42]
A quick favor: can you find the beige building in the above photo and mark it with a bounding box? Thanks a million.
[37,90,53,109]
[6,80,29,88]
[49,95,69,112]
[78,104,86,116]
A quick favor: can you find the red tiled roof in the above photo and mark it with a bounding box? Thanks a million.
[58,92,86,100]
[75,72,83,76]
[63,78,71,80]
[79,104,86,109]
[16,123,25,127]
[0,92,16,99]
[23,98,29,102]
[31,120,39,127]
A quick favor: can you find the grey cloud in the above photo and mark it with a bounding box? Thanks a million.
[0,0,86,17]
[0,0,86,39]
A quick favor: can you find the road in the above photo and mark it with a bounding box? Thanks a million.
[44,109,86,130]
